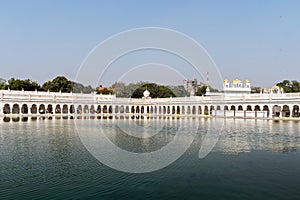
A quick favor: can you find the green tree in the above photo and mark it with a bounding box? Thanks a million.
[0,78,7,89]
[112,81,147,97]
[7,78,41,91]
[97,88,114,95]
[131,83,176,98]
[196,85,207,96]
[276,80,300,93]
[73,82,95,93]
[42,76,74,92]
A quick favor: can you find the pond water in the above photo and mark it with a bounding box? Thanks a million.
[0,118,300,199]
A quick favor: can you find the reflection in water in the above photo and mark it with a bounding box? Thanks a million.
[1,117,300,155]
[1,118,300,199]
[216,119,300,154]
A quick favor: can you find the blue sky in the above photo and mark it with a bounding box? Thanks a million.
[0,0,299,88]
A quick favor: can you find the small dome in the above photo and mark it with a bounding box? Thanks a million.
[224,79,229,83]
[272,85,279,89]
[245,80,250,83]
[232,79,242,84]
[143,89,150,98]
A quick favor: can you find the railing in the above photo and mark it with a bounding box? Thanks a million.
[1,90,300,105]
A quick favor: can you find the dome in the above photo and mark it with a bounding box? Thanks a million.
[224,79,229,83]
[232,79,242,84]
[245,80,250,84]
[143,89,150,98]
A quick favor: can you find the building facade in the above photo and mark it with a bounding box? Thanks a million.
[1,80,300,121]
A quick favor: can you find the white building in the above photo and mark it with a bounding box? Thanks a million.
[223,79,251,96]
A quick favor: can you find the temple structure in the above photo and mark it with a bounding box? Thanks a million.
[0,79,299,122]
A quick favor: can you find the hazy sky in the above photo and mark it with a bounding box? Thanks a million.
[0,0,299,88]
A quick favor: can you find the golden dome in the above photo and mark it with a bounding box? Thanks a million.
[224,79,229,83]
[272,85,279,89]
[245,80,250,84]
[232,79,242,84]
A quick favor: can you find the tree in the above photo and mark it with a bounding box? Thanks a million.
[131,83,176,98]
[167,85,189,97]
[251,86,261,93]
[7,78,41,91]
[112,81,147,97]
[276,80,300,93]
[196,85,207,96]
[42,76,74,92]
[73,82,95,93]
[0,78,7,90]
[97,88,114,95]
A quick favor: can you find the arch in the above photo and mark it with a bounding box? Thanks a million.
[204,106,209,115]
[150,106,154,114]
[282,105,290,117]
[230,105,235,111]
[83,105,89,114]
[115,105,119,113]
[77,105,82,114]
[181,106,185,115]
[224,105,229,111]
[292,105,299,117]
[163,106,166,114]
[136,106,140,114]
[55,105,61,113]
[246,105,252,111]
[159,106,162,114]
[131,106,135,114]
[141,106,144,114]
[209,106,214,115]
[187,106,191,115]
[3,104,11,114]
[198,106,202,115]
[39,104,46,114]
[167,106,170,114]
[119,105,124,113]
[21,104,28,114]
[192,106,196,115]
[12,104,20,114]
[103,105,108,113]
[108,105,113,114]
[254,105,261,111]
[177,106,180,114]
[263,105,269,117]
[191,106,196,115]
[62,104,68,114]
[263,105,269,111]
[272,105,281,117]
[97,105,101,113]
[47,104,53,114]
[70,105,75,114]
[238,105,243,111]
[125,106,130,113]
[31,104,37,114]
[90,105,95,114]
[172,106,176,114]
[216,106,221,110]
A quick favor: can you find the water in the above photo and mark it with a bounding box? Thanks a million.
[1,118,300,199]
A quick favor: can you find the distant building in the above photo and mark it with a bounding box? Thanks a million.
[183,79,205,96]
[97,85,114,94]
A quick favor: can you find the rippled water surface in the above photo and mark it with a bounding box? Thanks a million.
[1,118,300,199]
